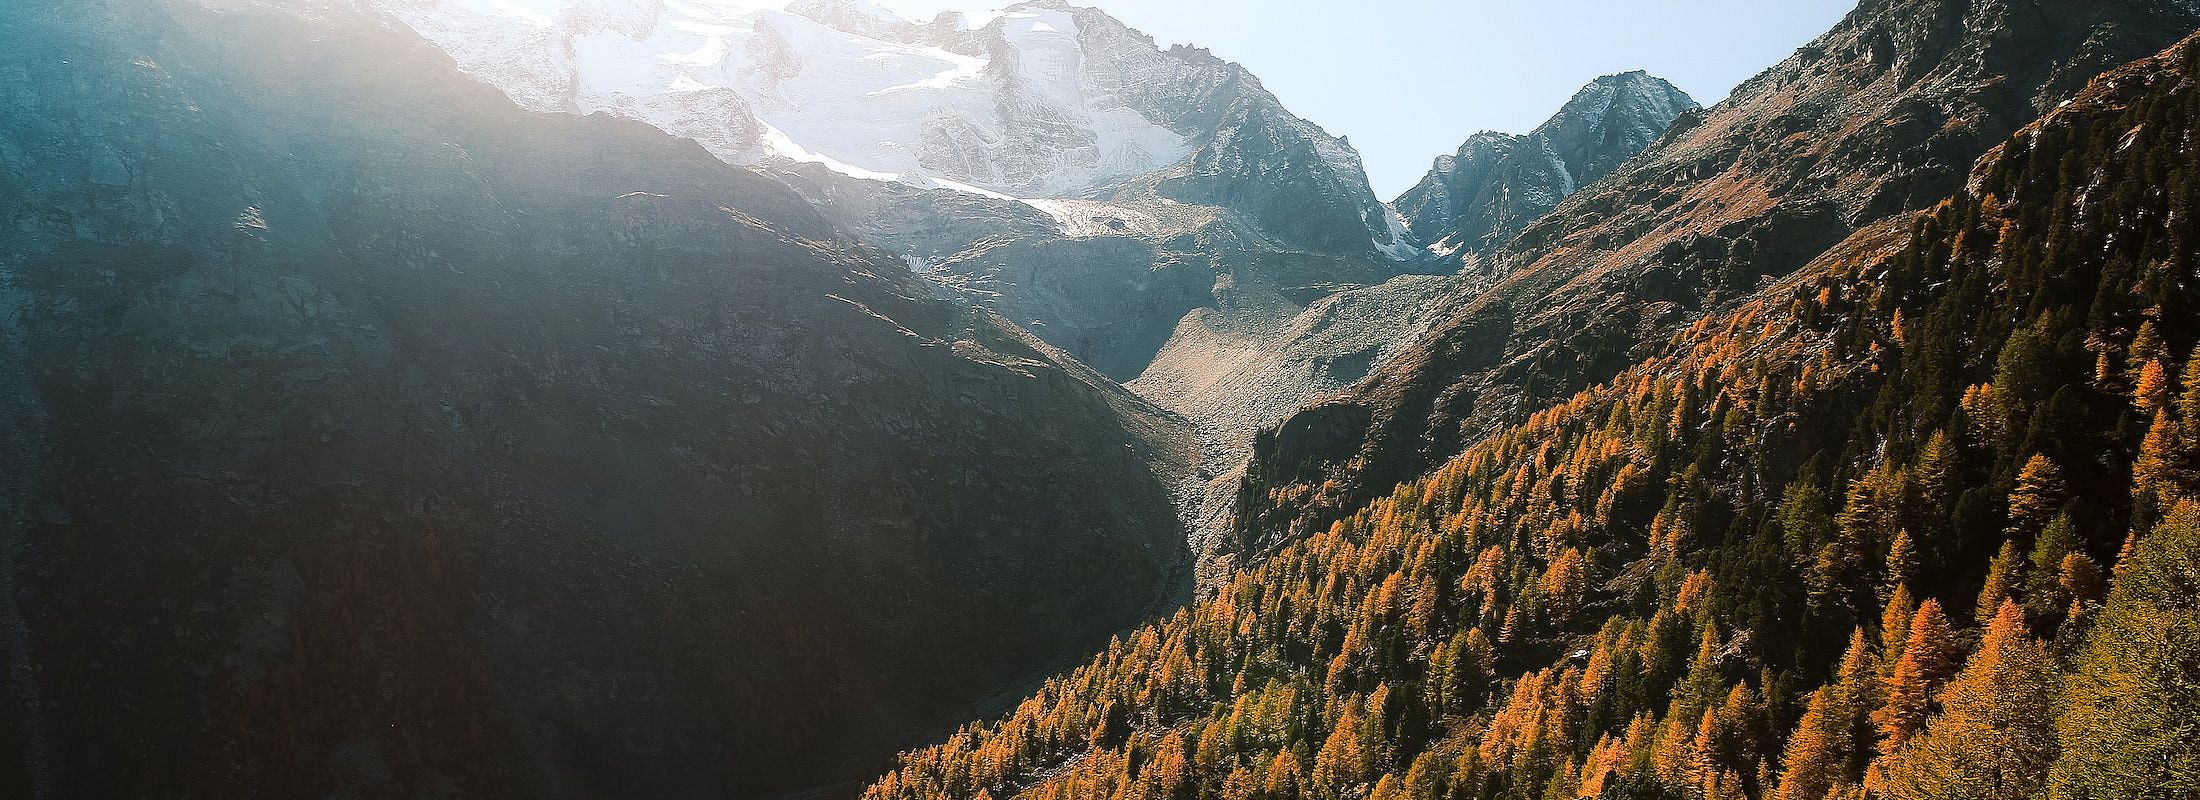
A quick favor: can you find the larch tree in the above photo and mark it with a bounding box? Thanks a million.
[2135,359,2174,416]
[2006,455,2067,540]
[1976,540,2024,626]
[2137,410,2183,505]
[1312,701,1369,797]
[1264,749,1304,800]
[2179,344,2200,471]
[1915,431,1958,514]
[1774,686,1856,800]
[2026,515,2080,616]
[1877,584,1917,669]
[1884,531,1918,598]
[2057,552,2104,614]
[2049,503,2200,798]
[1872,600,1957,756]
[1874,601,2058,800]
[2128,319,2166,376]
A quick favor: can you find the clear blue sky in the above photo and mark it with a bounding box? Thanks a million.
[872,0,1859,198]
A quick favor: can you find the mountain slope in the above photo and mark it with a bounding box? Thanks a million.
[1242,0,2200,548]
[772,0,1420,385]
[857,28,2200,800]
[1117,76,1696,562]
[370,0,1430,495]
[0,0,1193,796]
[1396,71,1698,260]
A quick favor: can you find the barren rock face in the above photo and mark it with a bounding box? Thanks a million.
[0,1,1195,796]
[1241,0,2200,548]
[1397,72,1699,258]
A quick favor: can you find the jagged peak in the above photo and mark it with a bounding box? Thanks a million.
[1554,70,1694,114]
[1395,71,1696,245]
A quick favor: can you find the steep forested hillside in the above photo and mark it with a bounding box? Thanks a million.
[1239,0,2200,553]
[858,31,2200,800]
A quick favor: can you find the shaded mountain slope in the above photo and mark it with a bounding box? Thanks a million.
[0,0,1193,796]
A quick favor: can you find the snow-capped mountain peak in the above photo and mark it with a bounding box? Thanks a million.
[368,0,1201,198]
[350,0,1410,258]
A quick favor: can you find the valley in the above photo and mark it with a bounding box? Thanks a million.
[2,0,2197,798]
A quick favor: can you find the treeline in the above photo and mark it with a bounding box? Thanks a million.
[857,35,2200,800]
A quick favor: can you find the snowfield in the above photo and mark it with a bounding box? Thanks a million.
[369,0,1193,198]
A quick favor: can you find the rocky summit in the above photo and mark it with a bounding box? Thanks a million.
[1395,71,1698,262]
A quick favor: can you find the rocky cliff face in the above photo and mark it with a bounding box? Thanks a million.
[1240,0,2200,548]
[0,1,1194,796]
[1395,71,1697,259]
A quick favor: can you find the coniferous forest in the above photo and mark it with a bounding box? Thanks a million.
[859,34,2200,800]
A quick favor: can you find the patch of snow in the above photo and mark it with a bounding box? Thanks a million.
[1372,203,1418,261]
[760,120,903,181]
[923,175,1021,201]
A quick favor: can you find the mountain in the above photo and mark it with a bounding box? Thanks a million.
[1395,71,1698,261]
[362,0,1424,462]
[1122,74,1695,560]
[364,0,1407,258]
[1240,0,2200,549]
[357,1,1435,556]
[858,26,2200,800]
[370,0,1183,198]
[0,0,1196,796]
